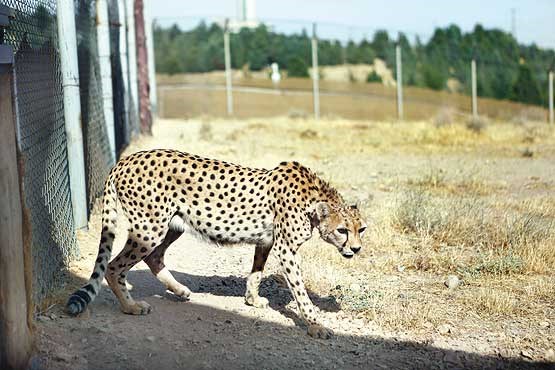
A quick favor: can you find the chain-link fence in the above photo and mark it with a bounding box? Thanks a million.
[4,0,78,301]
[1,0,147,302]
[75,0,113,211]
[154,17,555,124]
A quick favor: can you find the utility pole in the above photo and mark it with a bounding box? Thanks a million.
[223,18,233,116]
[471,59,478,119]
[396,43,403,120]
[311,22,320,120]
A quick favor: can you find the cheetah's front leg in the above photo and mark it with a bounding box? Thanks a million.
[277,241,332,339]
[245,245,272,308]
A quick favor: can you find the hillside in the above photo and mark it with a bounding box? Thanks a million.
[154,22,555,107]
[156,71,547,122]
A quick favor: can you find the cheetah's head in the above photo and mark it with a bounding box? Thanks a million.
[314,202,367,259]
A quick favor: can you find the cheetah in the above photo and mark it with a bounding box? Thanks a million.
[66,149,367,338]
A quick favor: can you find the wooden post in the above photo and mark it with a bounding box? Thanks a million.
[311,23,320,120]
[0,56,33,370]
[549,70,553,125]
[471,59,478,119]
[396,43,403,120]
[134,0,152,134]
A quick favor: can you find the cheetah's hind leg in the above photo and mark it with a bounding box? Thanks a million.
[105,233,156,315]
[144,216,192,301]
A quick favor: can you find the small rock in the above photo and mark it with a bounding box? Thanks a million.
[438,324,452,335]
[153,294,163,299]
[522,148,534,158]
[224,319,232,324]
[146,336,155,342]
[444,275,460,290]
[539,321,550,329]
[423,322,434,330]
[521,350,533,360]
[349,283,361,293]
[54,352,74,362]
[80,338,87,344]
[544,349,555,362]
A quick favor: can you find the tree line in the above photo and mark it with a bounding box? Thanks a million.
[154,21,555,106]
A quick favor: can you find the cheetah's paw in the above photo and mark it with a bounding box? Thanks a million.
[122,300,152,315]
[245,296,269,309]
[307,323,333,339]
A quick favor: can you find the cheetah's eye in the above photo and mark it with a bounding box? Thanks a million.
[359,227,367,234]
[336,227,348,235]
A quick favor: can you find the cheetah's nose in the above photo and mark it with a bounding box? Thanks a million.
[351,246,361,254]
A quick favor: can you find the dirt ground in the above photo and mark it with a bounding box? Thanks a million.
[35,117,554,370]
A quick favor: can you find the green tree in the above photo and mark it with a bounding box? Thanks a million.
[421,63,446,90]
[511,63,541,104]
[287,56,309,77]
[367,71,382,83]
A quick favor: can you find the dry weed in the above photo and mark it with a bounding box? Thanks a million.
[461,288,520,316]
[392,190,555,275]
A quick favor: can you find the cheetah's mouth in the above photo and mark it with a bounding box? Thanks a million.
[341,249,354,259]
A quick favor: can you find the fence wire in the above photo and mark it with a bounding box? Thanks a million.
[4,0,78,301]
[74,0,113,212]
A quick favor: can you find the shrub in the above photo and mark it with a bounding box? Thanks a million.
[287,57,309,78]
[367,71,382,83]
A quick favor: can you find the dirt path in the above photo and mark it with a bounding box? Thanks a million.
[35,236,546,370]
[34,118,553,370]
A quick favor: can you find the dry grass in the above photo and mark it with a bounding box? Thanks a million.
[102,115,555,355]
[391,190,555,274]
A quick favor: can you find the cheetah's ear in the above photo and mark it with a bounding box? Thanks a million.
[315,202,330,220]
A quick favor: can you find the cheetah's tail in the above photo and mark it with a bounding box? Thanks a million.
[66,175,118,316]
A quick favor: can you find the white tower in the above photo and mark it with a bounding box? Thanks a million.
[245,0,256,21]
[236,0,257,24]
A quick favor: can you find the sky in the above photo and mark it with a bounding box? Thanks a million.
[148,0,555,49]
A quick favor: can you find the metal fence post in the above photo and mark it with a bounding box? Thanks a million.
[311,23,320,121]
[56,0,88,229]
[96,0,115,163]
[223,19,233,116]
[126,0,139,135]
[144,1,157,117]
[471,58,478,119]
[396,43,403,121]
[117,0,130,144]
[549,70,553,125]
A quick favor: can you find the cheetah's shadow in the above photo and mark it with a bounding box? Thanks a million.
[126,269,340,326]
